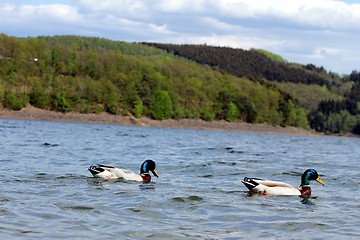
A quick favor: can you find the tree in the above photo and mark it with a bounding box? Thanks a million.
[278,98,298,126]
[4,92,27,110]
[315,110,355,134]
[30,84,49,108]
[235,96,257,123]
[133,99,143,118]
[201,106,215,121]
[101,80,120,114]
[308,111,325,132]
[1,34,349,133]
[293,107,309,128]
[150,90,173,120]
[53,93,70,112]
[352,122,360,135]
[0,82,4,101]
[226,101,239,122]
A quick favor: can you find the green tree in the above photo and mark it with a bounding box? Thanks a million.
[150,90,173,120]
[101,80,120,114]
[53,93,70,112]
[286,100,297,126]
[278,98,296,126]
[324,110,356,134]
[0,82,4,101]
[0,34,347,133]
[4,92,27,111]
[30,84,49,108]
[293,107,309,128]
[235,96,257,123]
[280,99,308,128]
[201,106,215,121]
[226,101,239,122]
[133,99,143,118]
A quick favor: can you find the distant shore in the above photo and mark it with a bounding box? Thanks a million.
[0,105,321,137]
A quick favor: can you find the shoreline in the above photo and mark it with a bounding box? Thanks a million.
[0,105,321,137]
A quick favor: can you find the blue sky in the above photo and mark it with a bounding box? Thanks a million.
[1,0,359,74]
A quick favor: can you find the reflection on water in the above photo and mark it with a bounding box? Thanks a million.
[1,119,360,239]
[139,183,157,191]
[300,196,317,205]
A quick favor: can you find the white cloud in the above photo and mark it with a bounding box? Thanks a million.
[22,4,79,22]
[209,0,360,32]
[201,17,235,31]
[1,3,80,25]
[311,48,339,60]
[148,23,173,35]
[156,0,206,13]
[0,0,359,73]
[75,0,152,20]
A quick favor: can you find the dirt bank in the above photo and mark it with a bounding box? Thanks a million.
[0,105,319,136]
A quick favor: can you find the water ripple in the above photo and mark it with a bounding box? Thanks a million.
[1,119,360,239]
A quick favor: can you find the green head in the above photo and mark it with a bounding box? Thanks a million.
[301,169,325,186]
[140,159,159,178]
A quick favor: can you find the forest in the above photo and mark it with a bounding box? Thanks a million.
[0,34,359,135]
[144,43,360,135]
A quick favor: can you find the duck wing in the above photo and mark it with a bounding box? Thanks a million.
[241,177,262,190]
[242,177,300,195]
[254,179,295,188]
[88,165,115,179]
[109,168,142,181]
[88,164,142,181]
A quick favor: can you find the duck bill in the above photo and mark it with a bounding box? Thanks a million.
[316,177,325,186]
[152,169,159,178]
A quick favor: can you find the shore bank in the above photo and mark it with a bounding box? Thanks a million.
[0,105,320,136]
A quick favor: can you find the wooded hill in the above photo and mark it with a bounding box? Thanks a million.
[0,34,359,134]
[144,43,360,135]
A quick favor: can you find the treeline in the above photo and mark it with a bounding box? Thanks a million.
[144,43,360,135]
[143,43,334,87]
[0,34,309,128]
[309,71,360,134]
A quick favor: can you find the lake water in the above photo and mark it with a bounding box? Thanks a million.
[1,119,360,239]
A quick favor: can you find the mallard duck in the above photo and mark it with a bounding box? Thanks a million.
[241,169,325,196]
[88,159,159,183]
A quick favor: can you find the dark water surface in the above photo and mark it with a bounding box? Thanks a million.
[1,119,360,239]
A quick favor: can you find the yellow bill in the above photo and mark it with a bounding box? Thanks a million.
[316,177,325,186]
[152,169,159,177]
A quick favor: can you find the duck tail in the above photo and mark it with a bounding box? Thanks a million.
[97,164,114,169]
[88,165,105,176]
[241,177,259,190]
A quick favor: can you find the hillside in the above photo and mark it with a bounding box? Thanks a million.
[0,34,359,134]
[143,43,360,135]
[143,43,333,86]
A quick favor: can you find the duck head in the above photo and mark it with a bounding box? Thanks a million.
[300,169,325,186]
[140,160,159,183]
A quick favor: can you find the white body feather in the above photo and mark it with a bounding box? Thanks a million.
[93,166,143,181]
[242,169,324,196]
[243,179,301,195]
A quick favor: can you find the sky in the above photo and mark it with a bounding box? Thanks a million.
[1,0,359,74]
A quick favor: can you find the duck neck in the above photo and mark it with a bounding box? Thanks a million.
[140,173,151,183]
[299,185,311,196]
[301,174,311,186]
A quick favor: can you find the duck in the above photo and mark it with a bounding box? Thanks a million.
[241,169,325,196]
[88,159,159,183]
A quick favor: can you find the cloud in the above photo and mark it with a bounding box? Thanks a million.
[0,0,359,73]
[312,48,339,60]
[1,3,82,36]
[156,0,206,13]
[2,3,79,22]
[210,0,360,32]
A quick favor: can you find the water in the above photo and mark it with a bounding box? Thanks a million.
[1,119,360,239]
